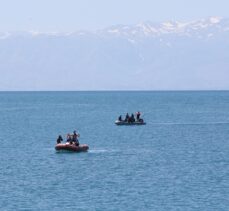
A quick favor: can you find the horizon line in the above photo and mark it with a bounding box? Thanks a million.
[0,90,228,92]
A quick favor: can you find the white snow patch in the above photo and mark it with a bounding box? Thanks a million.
[209,16,222,24]
[192,22,209,29]
[163,22,174,28]
[176,21,190,29]
[136,23,152,35]
[161,22,176,32]
[29,31,41,36]
[29,31,63,36]
[108,29,120,34]
[131,30,137,34]
[148,26,158,33]
[78,32,86,36]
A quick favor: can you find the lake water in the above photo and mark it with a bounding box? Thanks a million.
[0,91,229,210]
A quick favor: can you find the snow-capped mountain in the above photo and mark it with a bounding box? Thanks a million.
[101,16,228,37]
[0,17,229,90]
[1,16,229,39]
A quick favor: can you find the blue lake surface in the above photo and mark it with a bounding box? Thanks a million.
[0,91,229,210]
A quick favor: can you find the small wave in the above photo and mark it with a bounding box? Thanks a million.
[89,149,108,154]
[0,106,38,111]
[89,149,122,153]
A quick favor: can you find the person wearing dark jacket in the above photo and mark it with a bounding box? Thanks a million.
[73,130,80,146]
[67,133,73,144]
[136,111,141,121]
[125,113,129,122]
[56,135,63,144]
[130,113,135,122]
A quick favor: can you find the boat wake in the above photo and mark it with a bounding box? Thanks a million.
[89,149,121,154]
[151,122,229,126]
[89,149,108,154]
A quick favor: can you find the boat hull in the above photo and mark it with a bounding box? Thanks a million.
[55,143,89,152]
[115,120,146,125]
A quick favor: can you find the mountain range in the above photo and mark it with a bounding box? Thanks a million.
[0,16,228,90]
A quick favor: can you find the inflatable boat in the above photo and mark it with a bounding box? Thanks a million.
[115,120,146,125]
[55,143,89,152]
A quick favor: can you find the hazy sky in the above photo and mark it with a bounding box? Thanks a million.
[0,0,229,32]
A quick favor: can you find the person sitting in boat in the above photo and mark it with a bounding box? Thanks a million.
[137,111,144,122]
[56,135,63,144]
[66,133,73,144]
[118,115,122,121]
[73,130,80,146]
[125,113,129,122]
[136,111,141,121]
[130,113,135,122]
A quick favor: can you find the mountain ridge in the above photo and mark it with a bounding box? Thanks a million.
[0,17,228,90]
[1,16,228,38]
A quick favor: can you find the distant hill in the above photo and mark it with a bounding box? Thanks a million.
[0,17,229,90]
